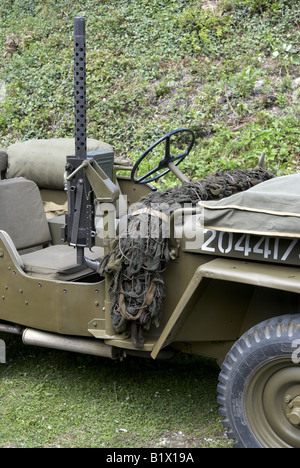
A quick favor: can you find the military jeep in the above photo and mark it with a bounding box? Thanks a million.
[0,17,299,448]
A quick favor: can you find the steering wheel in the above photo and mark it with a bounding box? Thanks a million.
[131,128,195,184]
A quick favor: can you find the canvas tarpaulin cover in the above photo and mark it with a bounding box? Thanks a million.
[200,174,300,238]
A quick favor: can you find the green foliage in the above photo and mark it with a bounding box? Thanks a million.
[186,113,300,179]
[222,0,299,17]
[0,0,299,185]
[178,2,232,56]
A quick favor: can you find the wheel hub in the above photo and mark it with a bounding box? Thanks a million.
[285,395,300,427]
[246,362,300,447]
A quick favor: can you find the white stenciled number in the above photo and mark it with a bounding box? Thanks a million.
[274,237,279,260]
[253,236,271,259]
[201,230,298,262]
[218,231,233,254]
[234,233,252,257]
[281,238,297,261]
[202,229,216,252]
[253,236,297,261]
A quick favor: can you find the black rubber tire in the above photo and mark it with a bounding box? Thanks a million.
[217,314,300,448]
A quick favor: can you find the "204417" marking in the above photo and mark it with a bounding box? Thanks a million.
[201,229,299,262]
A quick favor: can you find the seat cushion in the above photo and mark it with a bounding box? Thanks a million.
[21,245,104,280]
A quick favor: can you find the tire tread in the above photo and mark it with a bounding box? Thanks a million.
[217,314,300,448]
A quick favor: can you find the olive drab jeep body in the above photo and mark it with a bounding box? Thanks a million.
[0,17,299,448]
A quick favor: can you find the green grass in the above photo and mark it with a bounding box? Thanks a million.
[0,333,230,448]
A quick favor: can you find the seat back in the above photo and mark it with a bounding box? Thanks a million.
[0,178,51,251]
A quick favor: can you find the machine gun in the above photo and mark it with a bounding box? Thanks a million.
[62,17,119,266]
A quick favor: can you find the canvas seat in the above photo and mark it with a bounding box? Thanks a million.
[0,178,103,281]
[21,244,104,280]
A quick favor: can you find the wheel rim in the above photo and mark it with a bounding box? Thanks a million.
[245,358,300,448]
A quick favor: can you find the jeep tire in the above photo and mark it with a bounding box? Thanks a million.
[218,314,300,448]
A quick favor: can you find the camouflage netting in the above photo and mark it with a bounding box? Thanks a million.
[98,168,275,348]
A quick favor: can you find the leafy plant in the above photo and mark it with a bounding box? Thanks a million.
[272,42,300,73]
[178,2,232,56]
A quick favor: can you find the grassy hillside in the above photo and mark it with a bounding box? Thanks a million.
[0,0,299,186]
